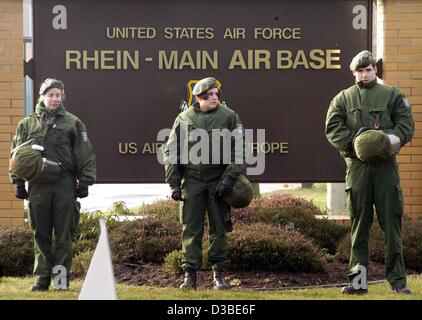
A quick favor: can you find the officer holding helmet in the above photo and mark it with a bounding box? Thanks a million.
[10,78,96,292]
[325,51,414,294]
[164,77,246,290]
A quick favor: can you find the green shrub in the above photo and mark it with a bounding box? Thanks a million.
[232,193,348,254]
[164,250,184,275]
[110,201,131,216]
[109,217,181,264]
[233,193,324,223]
[336,215,422,271]
[301,219,349,254]
[335,233,351,263]
[402,216,422,270]
[228,223,326,273]
[163,236,220,275]
[0,226,34,276]
[71,249,94,278]
[163,225,326,274]
[137,199,179,221]
[72,239,96,257]
[0,212,119,277]
[74,210,120,242]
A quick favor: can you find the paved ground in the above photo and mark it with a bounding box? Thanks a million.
[78,183,302,211]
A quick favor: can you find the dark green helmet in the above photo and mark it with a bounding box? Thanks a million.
[223,175,254,208]
[39,78,64,95]
[192,77,217,96]
[354,130,392,163]
[10,146,43,181]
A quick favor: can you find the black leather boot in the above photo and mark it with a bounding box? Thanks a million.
[392,285,412,294]
[180,271,197,290]
[341,284,368,295]
[213,271,230,290]
[30,284,49,292]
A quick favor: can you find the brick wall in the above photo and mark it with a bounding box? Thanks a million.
[381,0,422,216]
[0,0,24,226]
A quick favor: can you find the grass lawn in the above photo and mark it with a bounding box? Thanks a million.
[1,275,421,300]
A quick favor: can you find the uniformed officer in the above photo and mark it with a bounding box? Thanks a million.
[10,78,96,291]
[164,77,246,290]
[325,51,414,294]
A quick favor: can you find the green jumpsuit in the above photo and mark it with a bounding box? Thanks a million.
[10,102,96,288]
[326,79,414,288]
[164,103,245,272]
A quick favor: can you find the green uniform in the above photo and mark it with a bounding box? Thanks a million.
[164,103,245,272]
[326,78,414,288]
[10,102,96,288]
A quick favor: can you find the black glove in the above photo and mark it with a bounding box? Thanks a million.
[170,185,183,201]
[76,184,89,198]
[15,183,28,200]
[216,175,236,199]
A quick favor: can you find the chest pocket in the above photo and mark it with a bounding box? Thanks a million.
[187,123,198,144]
[51,128,69,145]
[368,106,393,129]
[346,107,362,129]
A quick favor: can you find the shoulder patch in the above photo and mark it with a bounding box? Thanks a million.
[82,131,89,142]
[403,98,411,108]
[234,122,244,135]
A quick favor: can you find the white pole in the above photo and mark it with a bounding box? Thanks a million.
[327,183,346,216]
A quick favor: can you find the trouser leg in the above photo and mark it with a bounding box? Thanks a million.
[373,159,407,288]
[345,159,373,285]
[180,181,207,271]
[52,176,78,288]
[206,181,230,271]
[28,184,53,287]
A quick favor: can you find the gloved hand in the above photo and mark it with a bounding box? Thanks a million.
[216,175,236,199]
[76,184,89,198]
[170,185,183,201]
[15,182,28,200]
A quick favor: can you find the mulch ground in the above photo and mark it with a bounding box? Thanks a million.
[112,260,414,290]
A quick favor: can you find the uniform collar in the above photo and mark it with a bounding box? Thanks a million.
[356,77,377,89]
[35,102,66,117]
[193,102,221,113]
